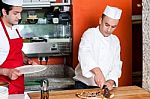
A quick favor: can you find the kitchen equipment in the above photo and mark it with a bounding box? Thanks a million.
[38,18,47,24]
[27,18,38,24]
[27,11,38,24]
[15,65,47,74]
[41,79,49,99]
[59,12,70,24]
[31,37,47,42]
[52,18,59,24]
[22,38,71,56]
[46,13,54,24]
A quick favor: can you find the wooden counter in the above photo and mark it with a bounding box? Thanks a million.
[28,86,150,99]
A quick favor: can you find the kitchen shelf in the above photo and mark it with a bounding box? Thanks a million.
[23,2,71,8]
[50,3,71,6]
[23,2,51,7]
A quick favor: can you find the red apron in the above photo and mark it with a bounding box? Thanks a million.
[0,18,24,94]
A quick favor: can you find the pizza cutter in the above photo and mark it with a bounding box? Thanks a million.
[102,85,111,98]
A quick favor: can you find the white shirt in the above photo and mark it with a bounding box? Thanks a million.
[0,22,21,65]
[73,26,122,86]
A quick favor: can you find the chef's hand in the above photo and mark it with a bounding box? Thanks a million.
[94,73,105,88]
[24,58,38,65]
[2,68,22,80]
[91,67,105,88]
[27,58,38,65]
[104,80,115,90]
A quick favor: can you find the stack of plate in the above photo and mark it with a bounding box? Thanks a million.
[0,86,8,99]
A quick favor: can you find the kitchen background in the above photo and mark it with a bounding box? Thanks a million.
[0,0,145,91]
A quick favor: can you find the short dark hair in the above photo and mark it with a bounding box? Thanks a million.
[0,1,13,16]
[101,14,106,20]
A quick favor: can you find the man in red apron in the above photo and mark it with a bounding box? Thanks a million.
[0,0,34,94]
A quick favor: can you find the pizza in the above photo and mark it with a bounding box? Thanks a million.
[76,89,114,99]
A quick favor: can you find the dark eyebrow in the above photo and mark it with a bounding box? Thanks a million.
[105,23,117,28]
[14,11,21,13]
[105,23,110,26]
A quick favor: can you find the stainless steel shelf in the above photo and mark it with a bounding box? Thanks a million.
[23,2,70,8]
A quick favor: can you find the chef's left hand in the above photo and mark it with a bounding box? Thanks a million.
[104,80,115,90]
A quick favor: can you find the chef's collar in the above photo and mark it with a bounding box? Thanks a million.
[5,25,18,30]
[2,0,23,6]
[97,26,112,39]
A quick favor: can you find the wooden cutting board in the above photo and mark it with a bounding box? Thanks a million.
[28,86,150,99]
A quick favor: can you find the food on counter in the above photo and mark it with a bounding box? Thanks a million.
[76,89,114,99]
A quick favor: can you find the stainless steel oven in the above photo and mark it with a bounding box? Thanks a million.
[22,38,72,57]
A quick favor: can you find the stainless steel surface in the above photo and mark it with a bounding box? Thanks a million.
[22,38,71,56]
[24,65,75,91]
[23,0,56,7]
[23,0,71,8]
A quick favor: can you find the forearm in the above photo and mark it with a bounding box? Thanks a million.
[91,67,103,75]
[0,67,9,76]
[91,67,105,87]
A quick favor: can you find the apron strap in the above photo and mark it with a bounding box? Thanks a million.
[16,29,22,38]
[0,17,10,40]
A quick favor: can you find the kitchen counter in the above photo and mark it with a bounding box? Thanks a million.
[8,92,30,99]
[24,65,75,91]
[28,86,150,99]
[25,78,75,91]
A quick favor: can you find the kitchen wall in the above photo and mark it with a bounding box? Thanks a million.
[143,0,150,92]
[72,0,132,86]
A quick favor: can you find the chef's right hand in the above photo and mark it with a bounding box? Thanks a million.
[94,73,105,88]
[2,68,22,80]
[91,67,106,88]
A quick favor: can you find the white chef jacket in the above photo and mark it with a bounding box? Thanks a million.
[73,26,122,86]
[0,22,22,65]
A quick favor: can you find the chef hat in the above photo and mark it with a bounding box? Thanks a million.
[2,0,23,6]
[103,5,122,19]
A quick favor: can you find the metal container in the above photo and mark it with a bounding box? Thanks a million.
[41,79,49,99]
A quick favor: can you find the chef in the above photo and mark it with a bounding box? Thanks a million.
[73,5,123,90]
[0,0,36,94]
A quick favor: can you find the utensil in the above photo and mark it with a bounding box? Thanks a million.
[102,85,111,98]
[15,65,47,74]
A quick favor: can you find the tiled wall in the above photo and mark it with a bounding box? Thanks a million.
[143,0,150,92]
